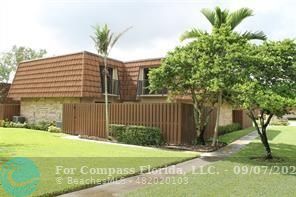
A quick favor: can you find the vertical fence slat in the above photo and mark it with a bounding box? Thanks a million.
[0,104,20,121]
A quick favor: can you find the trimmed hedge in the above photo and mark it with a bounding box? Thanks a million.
[218,123,242,135]
[1,120,61,132]
[48,125,62,133]
[110,124,126,138]
[270,118,289,126]
[4,121,27,128]
[110,124,164,146]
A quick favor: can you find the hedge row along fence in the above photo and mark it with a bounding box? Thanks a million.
[63,103,219,145]
[0,104,20,120]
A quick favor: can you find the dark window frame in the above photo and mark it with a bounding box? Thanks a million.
[137,66,167,96]
[100,65,119,95]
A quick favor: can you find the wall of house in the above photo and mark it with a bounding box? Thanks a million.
[137,96,168,103]
[82,52,125,98]
[219,103,233,126]
[21,97,80,123]
[242,110,253,128]
[123,59,161,101]
[80,96,121,103]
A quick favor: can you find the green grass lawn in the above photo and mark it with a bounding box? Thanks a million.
[219,127,255,144]
[0,128,198,196]
[128,126,296,196]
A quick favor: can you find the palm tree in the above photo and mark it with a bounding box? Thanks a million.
[180,7,266,41]
[180,7,267,146]
[91,24,131,137]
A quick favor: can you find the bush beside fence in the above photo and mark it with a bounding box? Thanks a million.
[110,124,164,146]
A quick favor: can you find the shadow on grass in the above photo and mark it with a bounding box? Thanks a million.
[225,130,296,177]
[0,143,27,159]
[265,129,282,141]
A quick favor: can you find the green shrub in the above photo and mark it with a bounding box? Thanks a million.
[48,125,62,133]
[270,118,289,126]
[27,121,53,131]
[11,122,27,128]
[109,124,164,146]
[36,121,52,130]
[288,117,296,120]
[218,123,242,135]
[109,124,126,137]
[1,120,27,128]
[2,119,10,128]
[1,120,55,131]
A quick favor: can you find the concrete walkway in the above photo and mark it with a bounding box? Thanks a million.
[289,120,296,126]
[59,131,257,197]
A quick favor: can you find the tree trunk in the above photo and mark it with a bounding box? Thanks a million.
[198,127,206,145]
[260,126,272,159]
[260,113,273,159]
[193,103,205,145]
[248,110,273,159]
[212,91,222,146]
[104,56,109,137]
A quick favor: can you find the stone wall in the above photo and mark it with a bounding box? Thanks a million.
[242,110,253,128]
[21,98,80,123]
[219,104,233,126]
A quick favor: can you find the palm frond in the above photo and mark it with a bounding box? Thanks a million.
[91,24,131,55]
[241,31,267,40]
[91,24,112,55]
[180,28,206,41]
[221,9,229,26]
[108,32,114,50]
[201,8,216,26]
[214,7,223,28]
[110,26,132,50]
[228,8,253,30]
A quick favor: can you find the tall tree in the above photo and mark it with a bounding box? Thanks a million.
[91,24,131,137]
[0,46,47,82]
[181,7,266,41]
[149,26,249,145]
[180,7,266,146]
[148,41,216,145]
[231,39,296,159]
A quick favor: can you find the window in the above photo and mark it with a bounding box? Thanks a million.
[137,67,167,95]
[100,66,119,95]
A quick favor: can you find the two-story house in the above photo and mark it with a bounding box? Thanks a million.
[8,51,233,125]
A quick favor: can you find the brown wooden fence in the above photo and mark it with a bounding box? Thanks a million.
[63,103,218,144]
[0,104,20,120]
[232,110,253,128]
[63,103,254,145]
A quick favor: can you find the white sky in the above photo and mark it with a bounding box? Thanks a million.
[0,0,295,61]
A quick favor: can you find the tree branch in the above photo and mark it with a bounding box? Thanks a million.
[248,109,262,137]
[264,113,274,128]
